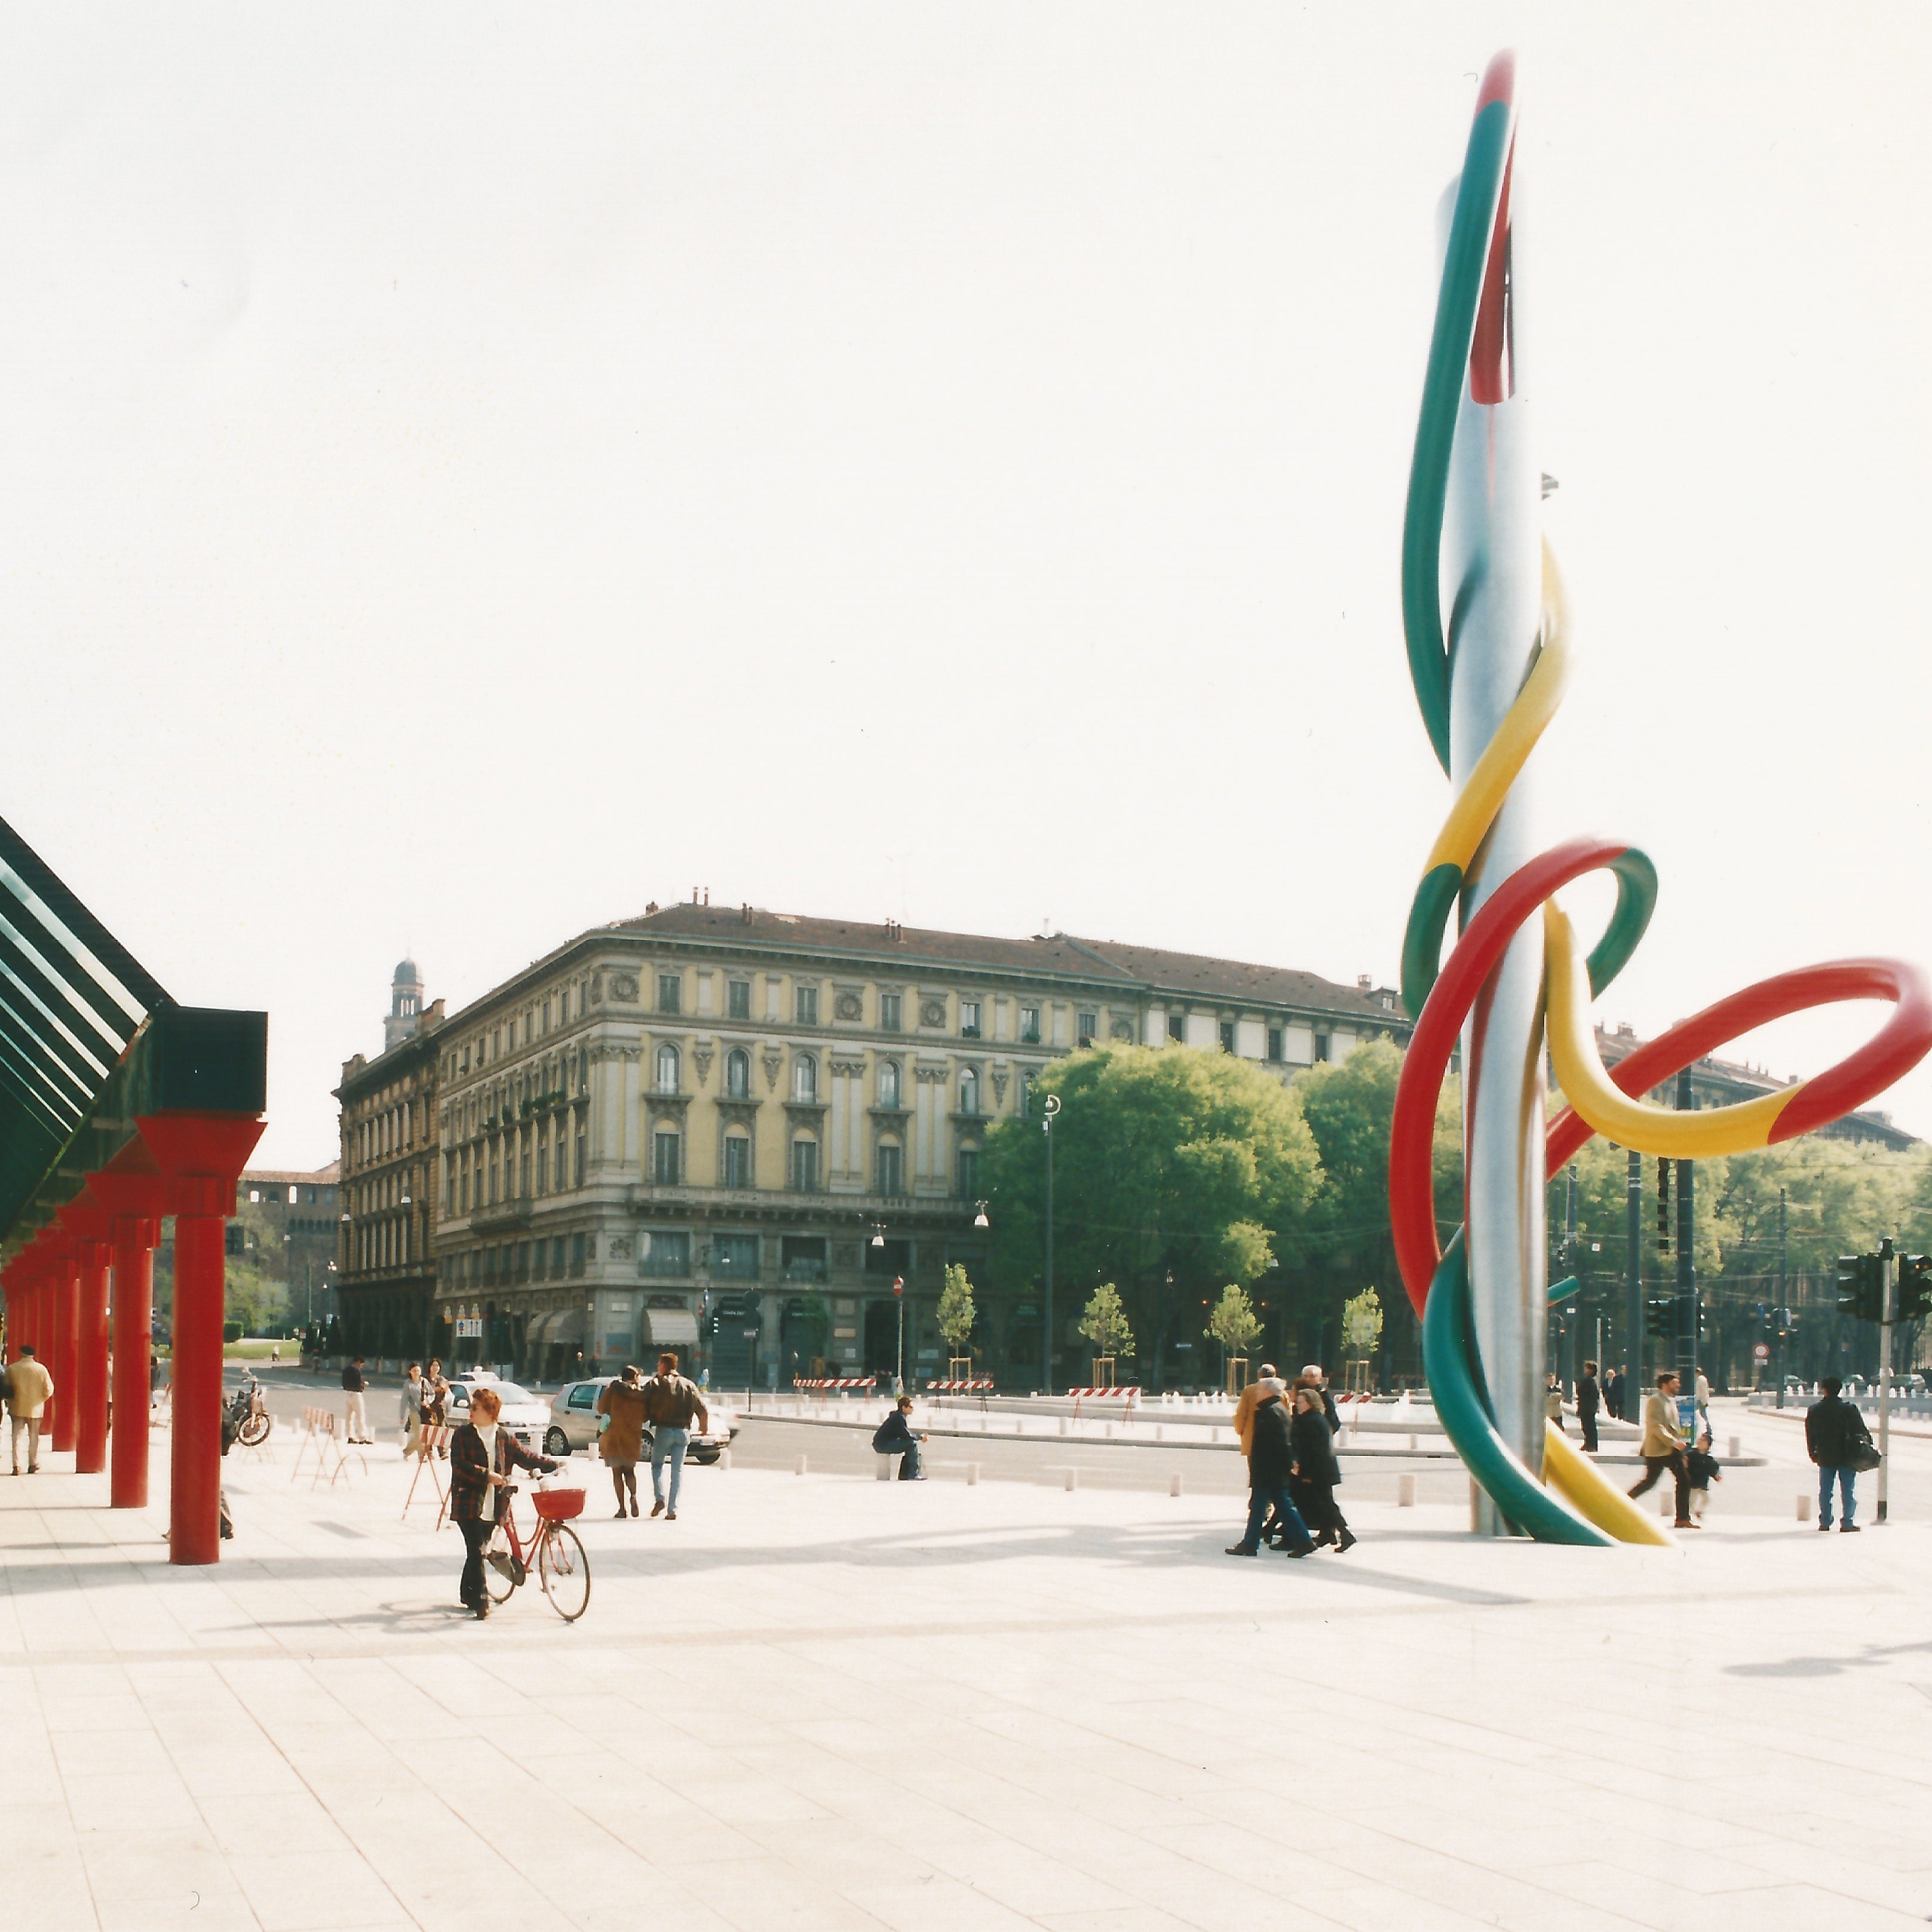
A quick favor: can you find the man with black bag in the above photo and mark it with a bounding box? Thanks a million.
[1805,1375,1878,1532]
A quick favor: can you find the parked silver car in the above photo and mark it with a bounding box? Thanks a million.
[544,1377,738,1464]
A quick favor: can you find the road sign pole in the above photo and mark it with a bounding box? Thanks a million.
[1878,1238,1895,1524]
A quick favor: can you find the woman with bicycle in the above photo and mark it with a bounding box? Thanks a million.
[449,1385,560,1620]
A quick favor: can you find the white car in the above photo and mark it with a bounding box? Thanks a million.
[442,1377,552,1454]
[544,1376,739,1464]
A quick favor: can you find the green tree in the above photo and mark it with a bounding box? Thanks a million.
[1341,1285,1384,1358]
[1205,1283,1262,1383]
[1078,1282,1135,1360]
[223,1201,289,1336]
[982,1044,1321,1385]
[936,1264,977,1356]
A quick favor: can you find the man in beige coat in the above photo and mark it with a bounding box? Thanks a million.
[7,1345,54,1475]
[1626,1370,1693,1527]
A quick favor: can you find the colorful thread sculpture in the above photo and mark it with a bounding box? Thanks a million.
[1389,53,1932,1545]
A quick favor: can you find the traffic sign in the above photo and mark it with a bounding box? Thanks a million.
[1753,1342,1770,1360]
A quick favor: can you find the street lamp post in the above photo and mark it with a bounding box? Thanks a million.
[1040,1092,1061,1394]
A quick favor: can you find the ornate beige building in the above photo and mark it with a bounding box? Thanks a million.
[425,901,1408,1387]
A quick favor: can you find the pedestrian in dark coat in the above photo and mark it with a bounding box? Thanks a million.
[1226,1392,1315,1557]
[449,1385,560,1618]
[1577,1360,1602,1453]
[1805,1375,1872,1532]
[1298,1364,1342,1433]
[1289,1387,1356,1552]
[1603,1367,1626,1423]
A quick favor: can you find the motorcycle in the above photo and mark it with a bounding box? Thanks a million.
[226,1371,272,1448]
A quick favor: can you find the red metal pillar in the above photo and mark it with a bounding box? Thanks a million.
[90,1146,167,1510]
[51,1247,79,1456]
[74,1255,111,1477]
[137,1113,263,1565]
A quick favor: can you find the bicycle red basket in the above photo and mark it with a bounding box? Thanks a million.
[532,1486,586,1522]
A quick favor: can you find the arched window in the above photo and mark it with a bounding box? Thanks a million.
[793,1054,817,1103]
[959,1066,979,1115]
[655,1043,680,1094]
[726,1047,750,1099]
[878,1059,900,1109]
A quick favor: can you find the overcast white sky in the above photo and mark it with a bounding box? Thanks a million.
[5,4,1931,1170]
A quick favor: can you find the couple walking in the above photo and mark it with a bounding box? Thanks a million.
[1227,1363,1355,1559]
[594,1352,709,1520]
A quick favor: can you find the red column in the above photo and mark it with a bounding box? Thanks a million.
[91,1147,167,1511]
[51,1252,79,1456]
[137,1113,264,1565]
[73,1244,110,1476]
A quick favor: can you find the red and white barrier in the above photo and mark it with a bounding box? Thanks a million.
[925,1378,995,1392]
[1066,1386,1140,1401]
[793,1377,879,1392]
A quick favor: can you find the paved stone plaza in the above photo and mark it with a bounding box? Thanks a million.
[4,1413,1930,1932]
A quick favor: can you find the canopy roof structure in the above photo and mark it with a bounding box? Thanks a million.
[0,815,265,1253]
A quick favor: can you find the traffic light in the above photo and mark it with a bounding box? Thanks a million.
[1645,1295,1675,1339]
[1655,1158,1672,1256]
[1897,1254,1932,1321]
[225,1223,245,1257]
[1836,1253,1882,1323]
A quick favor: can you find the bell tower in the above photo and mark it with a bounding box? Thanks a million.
[384,958,425,1051]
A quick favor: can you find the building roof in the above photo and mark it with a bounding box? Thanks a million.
[394,958,419,983]
[243,1164,340,1188]
[603,903,1406,1025]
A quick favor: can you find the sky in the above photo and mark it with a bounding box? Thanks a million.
[4,4,1932,1171]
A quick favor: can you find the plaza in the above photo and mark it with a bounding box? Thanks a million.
[5,1399,1930,1932]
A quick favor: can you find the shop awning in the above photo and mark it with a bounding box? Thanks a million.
[541,1307,587,1346]
[643,1308,699,1346]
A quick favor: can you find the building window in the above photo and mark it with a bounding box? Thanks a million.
[639,1231,691,1277]
[653,1130,681,1185]
[657,973,681,1014]
[728,979,751,1020]
[1167,1012,1185,1042]
[793,1054,818,1103]
[1267,1025,1284,1063]
[1019,1005,1041,1044]
[726,1048,750,1099]
[1077,1011,1097,1047]
[655,1044,680,1093]
[795,984,819,1026]
[1019,1071,1034,1117]
[958,999,981,1038]
[876,1142,904,1197]
[712,1233,758,1278]
[958,1147,979,1198]
[1219,1020,1235,1055]
[879,990,902,1032]
[958,1066,979,1115]
[878,1060,900,1109]
[790,1138,820,1193]
[536,1139,548,1194]
[723,1135,751,1189]
[1313,1032,1331,1063]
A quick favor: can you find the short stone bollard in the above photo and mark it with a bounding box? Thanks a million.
[875,1455,893,1482]
[1408,1433,1418,1452]
[719,1449,732,1471]
[1169,1473,1183,1497]
[1728,1436,1741,1459]
[1064,1468,1078,1493]
[795,1453,808,1476]
[1660,1491,1673,1518]
[967,1462,980,1486]
[1797,1491,1814,1522]
[1397,1473,1416,1508]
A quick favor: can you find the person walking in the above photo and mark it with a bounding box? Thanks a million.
[1544,1372,1566,1434]
[1604,1364,1626,1424]
[1289,1384,1355,1552]
[1577,1360,1602,1453]
[1627,1370,1694,1527]
[449,1385,560,1619]
[872,1395,929,1479]
[1231,1363,1285,1458]
[341,1357,372,1444]
[641,1351,708,1520]
[7,1344,53,1474]
[1805,1374,1873,1532]
[1686,1432,1722,1523]
[400,1361,425,1454]
[1298,1363,1342,1432]
[596,1366,651,1517]
[1226,1383,1315,1557]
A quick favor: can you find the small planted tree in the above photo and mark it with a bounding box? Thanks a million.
[1206,1283,1263,1393]
[1078,1281,1134,1382]
[1341,1285,1384,1393]
[937,1263,977,1379]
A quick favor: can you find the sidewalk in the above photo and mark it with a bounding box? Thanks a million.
[4,1431,1931,1931]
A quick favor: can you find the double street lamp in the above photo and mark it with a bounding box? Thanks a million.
[1039,1091,1061,1394]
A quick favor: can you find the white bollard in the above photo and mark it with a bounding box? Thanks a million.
[719,1449,732,1470]
[1397,1473,1416,1508]
[1064,1468,1078,1493]
[1408,1433,1418,1452]
[1169,1472,1183,1497]
[795,1453,808,1476]
[1058,1418,1069,1437]
[967,1462,980,1486]
[875,1455,892,1482]
[1796,1491,1813,1522]
[1728,1435,1741,1460]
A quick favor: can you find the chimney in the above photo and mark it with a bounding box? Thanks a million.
[1357,974,1372,992]
[645,900,658,915]
[741,902,752,924]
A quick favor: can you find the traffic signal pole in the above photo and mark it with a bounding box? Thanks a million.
[1674,1071,1698,1442]
[1878,1238,1895,1525]
[1625,1149,1641,1406]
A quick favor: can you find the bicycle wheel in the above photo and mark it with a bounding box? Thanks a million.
[238,1415,272,1448]
[538,1523,590,1621]
[484,1539,519,1603]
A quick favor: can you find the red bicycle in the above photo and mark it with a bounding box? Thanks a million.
[482,1479,591,1621]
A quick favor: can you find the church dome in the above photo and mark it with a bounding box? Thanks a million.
[394,958,420,984]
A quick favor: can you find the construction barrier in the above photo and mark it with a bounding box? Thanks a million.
[924,1378,995,1392]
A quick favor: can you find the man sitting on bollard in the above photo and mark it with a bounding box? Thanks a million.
[873,1395,929,1480]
